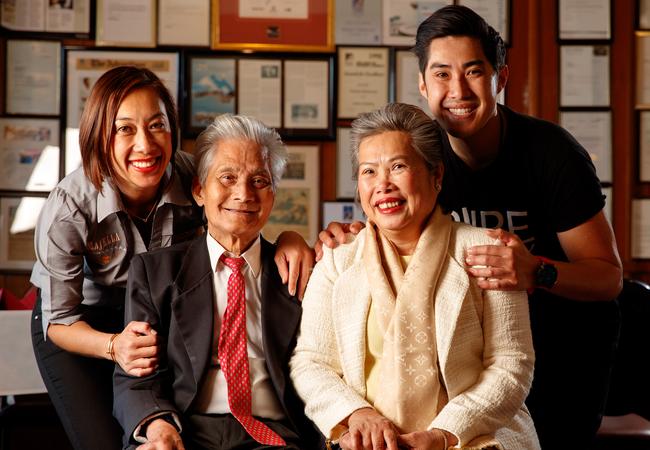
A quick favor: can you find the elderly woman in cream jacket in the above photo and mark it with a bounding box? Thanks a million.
[290,103,540,450]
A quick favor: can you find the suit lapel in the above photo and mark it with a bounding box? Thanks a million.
[259,238,302,398]
[170,234,215,398]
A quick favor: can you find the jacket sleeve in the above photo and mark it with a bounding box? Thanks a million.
[289,239,371,439]
[112,253,179,444]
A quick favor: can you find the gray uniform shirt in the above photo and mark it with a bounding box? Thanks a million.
[30,152,204,335]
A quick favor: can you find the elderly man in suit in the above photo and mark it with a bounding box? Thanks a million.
[113,114,323,450]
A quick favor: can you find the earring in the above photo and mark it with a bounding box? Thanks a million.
[435,183,441,191]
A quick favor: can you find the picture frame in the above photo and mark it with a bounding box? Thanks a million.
[559,45,610,107]
[211,0,334,53]
[64,49,179,174]
[636,32,650,108]
[96,0,157,47]
[1,0,91,34]
[335,0,381,45]
[640,0,650,30]
[282,58,334,138]
[263,144,320,245]
[6,40,61,116]
[559,110,612,183]
[238,58,283,129]
[186,55,237,135]
[382,0,452,46]
[0,118,61,192]
[558,0,611,41]
[322,201,365,228]
[336,127,356,199]
[337,46,390,120]
[395,50,432,117]
[631,199,650,259]
[0,197,44,271]
[457,0,510,44]
[639,111,650,182]
[158,0,210,46]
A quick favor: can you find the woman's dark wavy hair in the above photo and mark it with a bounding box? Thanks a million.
[414,5,506,75]
[78,66,179,192]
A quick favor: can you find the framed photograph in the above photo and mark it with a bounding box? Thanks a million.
[283,58,332,137]
[96,0,156,47]
[322,201,365,227]
[187,56,236,134]
[335,0,381,45]
[0,197,45,270]
[0,118,60,192]
[6,40,61,116]
[382,0,452,46]
[559,0,611,40]
[559,111,612,183]
[641,0,650,29]
[211,0,334,52]
[1,0,90,34]
[457,0,510,44]
[639,111,650,181]
[336,127,356,199]
[560,45,610,107]
[238,58,283,129]
[158,0,210,46]
[636,32,650,108]
[263,145,320,245]
[64,49,179,174]
[395,50,432,117]
[337,47,390,119]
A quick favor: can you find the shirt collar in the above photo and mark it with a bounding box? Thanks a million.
[206,232,262,278]
[96,161,192,223]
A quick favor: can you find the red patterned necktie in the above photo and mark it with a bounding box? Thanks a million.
[218,255,286,446]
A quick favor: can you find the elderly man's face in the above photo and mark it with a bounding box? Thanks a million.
[192,138,275,254]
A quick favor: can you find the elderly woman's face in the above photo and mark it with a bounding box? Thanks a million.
[110,87,172,203]
[357,131,441,243]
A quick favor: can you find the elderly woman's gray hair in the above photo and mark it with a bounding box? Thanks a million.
[350,103,443,179]
[194,113,287,190]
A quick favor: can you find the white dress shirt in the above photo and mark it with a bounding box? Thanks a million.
[194,233,285,419]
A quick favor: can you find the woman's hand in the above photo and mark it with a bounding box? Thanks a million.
[136,418,185,450]
[340,407,400,450]
[112,321,160,376]
[315,221,365,261]
[274,230,315,299]
[398,429,454,450]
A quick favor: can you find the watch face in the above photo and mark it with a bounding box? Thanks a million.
[536,262,558,289]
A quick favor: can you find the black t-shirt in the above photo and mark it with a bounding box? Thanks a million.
[438,104,605,263]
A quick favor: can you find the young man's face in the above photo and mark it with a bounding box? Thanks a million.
[418,35,507,140]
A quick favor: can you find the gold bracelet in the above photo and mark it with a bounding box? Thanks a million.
[106,333,119,363]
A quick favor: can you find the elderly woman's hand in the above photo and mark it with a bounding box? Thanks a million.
[341,407,400,450]
[398,429,456,450]
[111,321,160,376]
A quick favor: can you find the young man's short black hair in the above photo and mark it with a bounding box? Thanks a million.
[414,5,506,75]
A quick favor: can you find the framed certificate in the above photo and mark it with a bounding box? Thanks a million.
[559,0,611,40]
[6,40,61,116]
[382,0,452,46]
[395,50,432,117]
[560,45,610,107]
[283,58,333,137]
[559,111,612,183]
[336,127,356,199]
[187,55,237,135]
[640,111,650,181]
[238,58,283,129]
[457,0,510,44]
[96,0,156,47]
[263,145,320,245]
[337,47,390,119]
[1,0,90,34]
[158,0,210,46]
[335,0,381,45]
[0,118,60,192]
[0,197,45,270]
[64,49,179,174]
[211,0,334,52]
[636,32,650,108]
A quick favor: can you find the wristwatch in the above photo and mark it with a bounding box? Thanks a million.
[534,257,558,290]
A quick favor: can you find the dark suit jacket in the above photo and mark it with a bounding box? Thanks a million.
[113,234,323,449]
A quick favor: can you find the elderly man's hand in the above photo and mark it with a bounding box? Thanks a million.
[340,407,400,450]
[137,418,184,450]
[315,221,365,261]
[275,230,315,299]
[465,228,539,291]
